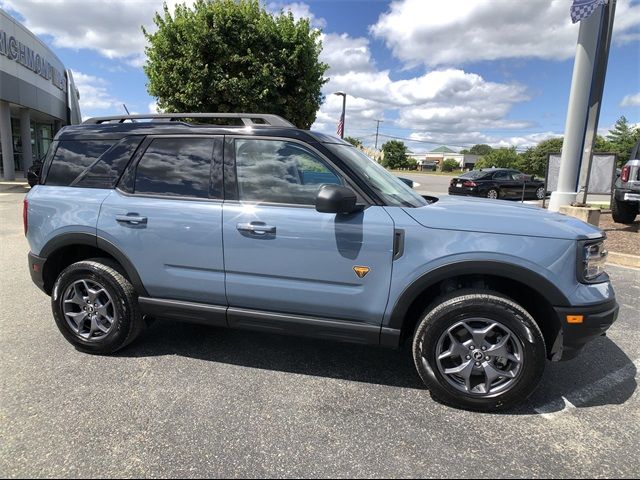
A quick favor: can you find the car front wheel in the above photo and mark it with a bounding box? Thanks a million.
[412,291,546,411]
[535,186,545,200]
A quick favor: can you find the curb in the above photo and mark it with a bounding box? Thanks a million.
[607,251,640,269]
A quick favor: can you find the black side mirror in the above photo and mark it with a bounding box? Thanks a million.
[315,184,362,214]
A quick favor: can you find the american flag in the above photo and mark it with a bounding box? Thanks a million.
[336,113,344,138]
[570,0,608,23]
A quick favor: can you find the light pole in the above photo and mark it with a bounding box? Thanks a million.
[374,119,384,150]
[334,91,346,139]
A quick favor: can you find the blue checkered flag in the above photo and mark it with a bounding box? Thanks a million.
[571,0,608,23]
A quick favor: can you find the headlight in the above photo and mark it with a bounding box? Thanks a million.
[578,239,608,283]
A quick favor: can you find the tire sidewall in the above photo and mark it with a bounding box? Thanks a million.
[52,261,136,353]
[413,293,546,411]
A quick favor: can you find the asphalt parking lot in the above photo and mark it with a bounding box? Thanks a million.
[1,189,639,478]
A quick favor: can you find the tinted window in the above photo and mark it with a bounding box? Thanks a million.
[235,139,341,205]
[74,137,143,188]
[493,171,510,180]
[45,141,115,186]
[460,170,491,180]
[134,138,214,198]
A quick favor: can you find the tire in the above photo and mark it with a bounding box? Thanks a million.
[412,291,546,412]
[611,197,638,224]
[51,259,144,354]
[487,188,499,199]
[535,186,545,200]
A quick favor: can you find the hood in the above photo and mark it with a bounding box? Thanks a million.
[403,196,603,240]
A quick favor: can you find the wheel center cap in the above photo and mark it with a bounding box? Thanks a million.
[88,306,94,313]
[473,351,484,361]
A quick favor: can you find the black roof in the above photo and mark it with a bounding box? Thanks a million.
[55,122,349,145]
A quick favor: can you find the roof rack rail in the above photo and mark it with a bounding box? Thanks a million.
[82,113,295,127]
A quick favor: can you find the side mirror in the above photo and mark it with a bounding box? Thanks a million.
[315,184,362,214]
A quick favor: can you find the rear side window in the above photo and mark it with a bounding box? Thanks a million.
[134,137,215,199]
[45,141,115,186]
[74,137,143,188]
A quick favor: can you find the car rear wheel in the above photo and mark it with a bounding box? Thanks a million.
[611,197,638,224]
[51,259,145,354]
[412,291,546,411]
[487,188,499,199]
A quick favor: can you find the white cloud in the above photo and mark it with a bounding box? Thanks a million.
[0,0,195,63]
[268,1,326,28]
[621,92,640,107]
[320,33,374,75]
[70,70,121,112]
[370,0,640,67]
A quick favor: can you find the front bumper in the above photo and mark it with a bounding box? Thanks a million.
[550,298,619,361]
[614,188,640,202]
[28,252,47,294]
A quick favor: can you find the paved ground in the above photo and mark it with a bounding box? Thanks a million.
[1,191,639,478]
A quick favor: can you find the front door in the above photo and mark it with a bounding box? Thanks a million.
[222,137,395,325]
[98,135,226,305]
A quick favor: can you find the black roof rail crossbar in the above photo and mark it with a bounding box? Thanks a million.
[82,113,295,127]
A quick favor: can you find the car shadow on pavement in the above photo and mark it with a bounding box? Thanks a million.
[118,321,637,414]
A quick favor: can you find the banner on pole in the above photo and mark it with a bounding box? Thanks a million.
[571,0,608,23]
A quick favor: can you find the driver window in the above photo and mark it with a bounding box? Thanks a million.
[235,139,342,205]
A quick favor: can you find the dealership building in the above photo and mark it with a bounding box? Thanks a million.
[0,9,81,180]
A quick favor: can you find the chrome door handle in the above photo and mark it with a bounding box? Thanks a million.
[116,214,148,225]
[236,222,276,235]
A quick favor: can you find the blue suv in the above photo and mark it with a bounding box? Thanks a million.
[25,113,619,411]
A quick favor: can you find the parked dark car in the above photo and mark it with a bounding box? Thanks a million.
[448,168,546,200]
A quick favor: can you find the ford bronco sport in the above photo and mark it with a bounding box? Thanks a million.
[25,113,619,411]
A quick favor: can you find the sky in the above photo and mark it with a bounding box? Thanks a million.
[1,0,639,153]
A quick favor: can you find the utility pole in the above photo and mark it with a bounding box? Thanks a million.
[374,119,384,150]
[549,0,616,211]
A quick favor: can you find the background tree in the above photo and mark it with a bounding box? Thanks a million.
[475,147,520,170]
[344,136,363,148]
[469,144,494,156]
[441,159,460,172]
[143,0,328,129]
[517,137,563,176]
[381,140,413,170]
[605,116,640,164]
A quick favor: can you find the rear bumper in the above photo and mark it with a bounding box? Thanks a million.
[448,187,480,196]
[28,252,47,294]
[550,298,619,361]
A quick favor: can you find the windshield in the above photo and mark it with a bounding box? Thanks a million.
[327,144,429,208]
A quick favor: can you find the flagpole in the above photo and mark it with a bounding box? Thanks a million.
[549,0,616,211]
[334,91,346,139]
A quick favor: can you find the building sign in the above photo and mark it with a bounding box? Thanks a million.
[0,29,66,92]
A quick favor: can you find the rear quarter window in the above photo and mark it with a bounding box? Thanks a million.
[45,140,116,186]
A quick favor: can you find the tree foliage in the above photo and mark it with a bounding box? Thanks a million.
[381,140,413,169]
[518,138,564,177]
[605,116,640,164]
[475,147,520,170]
[469,144,494,156]
[441,159,459,172]
[344,136,363,148]
[143,0,328,128]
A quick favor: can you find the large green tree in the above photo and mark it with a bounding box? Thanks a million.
[469,144,494,156]
[143,0,328,128]
[344,136,363,148]
[475,147,520,170]
[518,138,564,176]
[381,140,413,170]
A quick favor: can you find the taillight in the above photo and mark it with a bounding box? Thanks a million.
[23,199,28,235]
[621,166,630,183]
[463,180,477,187]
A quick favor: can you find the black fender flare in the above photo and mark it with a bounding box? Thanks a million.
[387,260,571,331]
[39,232,149,296]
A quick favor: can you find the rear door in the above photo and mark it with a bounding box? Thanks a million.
[98,135,226,304]
[222,137,395,327]
[492,170,518,198]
